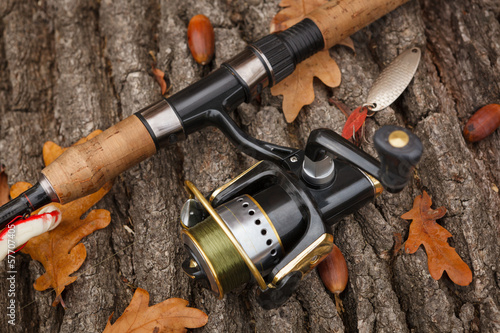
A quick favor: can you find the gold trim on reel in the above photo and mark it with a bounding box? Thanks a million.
[272,234,333,285]
[183,181,268,293]
[209,161,262,203]
[181,218,249,298]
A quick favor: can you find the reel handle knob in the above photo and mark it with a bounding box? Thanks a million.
[373,126,423,193]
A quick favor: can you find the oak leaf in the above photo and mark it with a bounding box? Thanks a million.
[10,130,112,306]
[402,191,472,286]
[152,63,169,96]
[270,0,353,122]
[103,288,208,333]
[0,164,9,206]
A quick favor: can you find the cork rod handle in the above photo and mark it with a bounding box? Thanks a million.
[41,115,157,204]
[306,0,410,50]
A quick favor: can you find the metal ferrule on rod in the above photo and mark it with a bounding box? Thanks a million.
[224,18,324,102]
[38,173,59,203]
[136,99,186,148]
[223,48,270,102]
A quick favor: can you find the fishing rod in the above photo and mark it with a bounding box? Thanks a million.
[0,0,410,228]
[0,0,422,308]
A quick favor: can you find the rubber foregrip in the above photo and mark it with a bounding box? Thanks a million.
[252,19,324,85]
[306,0,410,50]
[41,115,157,204]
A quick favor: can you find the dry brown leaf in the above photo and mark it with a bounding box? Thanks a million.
[393,232,403,256]
[0,164,9,206]
[271,51,342,122]
[11,130,112,306]
[402,191,473,286]
[270,0,353,122]
[103,288,208,333]
[152,64,169,96]
[338,38,355,50]
[328,96,350,117]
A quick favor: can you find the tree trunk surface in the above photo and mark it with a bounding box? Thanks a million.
[0,0,499,332]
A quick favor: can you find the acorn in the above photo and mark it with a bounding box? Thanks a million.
[463,104,500,142]
[187,14,215,65]
[317,244,348,313]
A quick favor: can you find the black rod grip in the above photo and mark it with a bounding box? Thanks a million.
[276,19,324,66]
[252,19,324,85]
[373,126,423,193]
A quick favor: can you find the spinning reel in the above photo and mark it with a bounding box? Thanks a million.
[0,0,418,310]
[180,126,422,309]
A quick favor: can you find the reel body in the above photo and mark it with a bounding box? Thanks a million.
[179,127,419,309]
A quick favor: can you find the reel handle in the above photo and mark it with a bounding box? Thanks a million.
[304,126,422,193]
[373,126,423,193]
[304,129,381,177]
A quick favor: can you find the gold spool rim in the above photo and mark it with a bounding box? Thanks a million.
[272,233,333,285]
[184,180,268,290]
[181,229,225,299]
[209,161,262,203]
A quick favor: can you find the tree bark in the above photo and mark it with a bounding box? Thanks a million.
[0,0,499,332]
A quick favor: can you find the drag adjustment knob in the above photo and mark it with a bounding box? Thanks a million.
[374,126,423,193]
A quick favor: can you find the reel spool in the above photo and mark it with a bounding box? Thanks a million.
[179,126,423,309]
[181,179,308,298]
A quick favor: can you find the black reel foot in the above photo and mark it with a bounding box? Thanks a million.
[256,272,302,310]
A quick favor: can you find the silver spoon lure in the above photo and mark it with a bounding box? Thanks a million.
[364,47,421,112]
